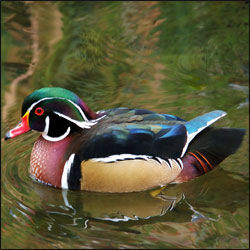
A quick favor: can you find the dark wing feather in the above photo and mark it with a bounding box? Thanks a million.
[79,109,187,160]
[187,127,246,167]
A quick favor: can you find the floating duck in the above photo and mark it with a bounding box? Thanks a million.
[5,87,245,192]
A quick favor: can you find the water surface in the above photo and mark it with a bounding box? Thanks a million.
[1,2,249,248]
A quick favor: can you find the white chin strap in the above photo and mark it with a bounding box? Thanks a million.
[42,116,71,142]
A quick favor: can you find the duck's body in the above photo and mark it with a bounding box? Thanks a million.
[5,87,245,192]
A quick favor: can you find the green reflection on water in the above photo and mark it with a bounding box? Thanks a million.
[1,1,249,249]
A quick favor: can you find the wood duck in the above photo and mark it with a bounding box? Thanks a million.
[5,87,245,193]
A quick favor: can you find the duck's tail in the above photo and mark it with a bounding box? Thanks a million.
[173,127,245,183]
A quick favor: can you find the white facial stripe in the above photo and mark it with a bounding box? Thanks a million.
[42,116,50,135]
[42,127,71,141]
[28,97,105,141]
[53,111,98,129]
[27,97,90,122]
[61,154,75,189]
[66,98,90,122]
[27,97,100,139]
[42,116,71,141]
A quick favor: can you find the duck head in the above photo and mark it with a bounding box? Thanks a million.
[5,87,100,141]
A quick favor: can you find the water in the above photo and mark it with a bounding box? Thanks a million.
[1,2,249,248]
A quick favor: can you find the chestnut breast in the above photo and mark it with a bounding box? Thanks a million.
[30,135,75,187]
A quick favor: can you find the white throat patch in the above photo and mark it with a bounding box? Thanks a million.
[42,116,71,141]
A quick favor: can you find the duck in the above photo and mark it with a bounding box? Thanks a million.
[5,87,245,193]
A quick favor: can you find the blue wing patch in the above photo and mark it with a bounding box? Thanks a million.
[180,110,227,157]
[185,110,226,138]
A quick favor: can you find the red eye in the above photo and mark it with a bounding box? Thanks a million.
[35,107,44,116]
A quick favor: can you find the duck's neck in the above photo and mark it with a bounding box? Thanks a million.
[30,135,75,188]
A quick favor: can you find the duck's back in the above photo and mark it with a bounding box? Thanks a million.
[79,107,188,161]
